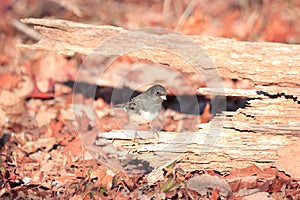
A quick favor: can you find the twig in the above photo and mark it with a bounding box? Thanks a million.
[10,19,44,41]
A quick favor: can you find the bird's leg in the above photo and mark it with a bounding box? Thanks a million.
[133,128,139,143]
[148,124,159,140]
[133,128,142,143]
[127,128,141,154]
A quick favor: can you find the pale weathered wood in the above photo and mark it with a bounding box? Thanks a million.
[19,18,300,171]
[224,97,300,132]
[20,18,300,93]
[95,122,297,171]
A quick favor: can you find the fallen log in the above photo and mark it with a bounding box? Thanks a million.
[19,18,300,176]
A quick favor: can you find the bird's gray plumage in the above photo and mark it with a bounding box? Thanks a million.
[125,85,167,124]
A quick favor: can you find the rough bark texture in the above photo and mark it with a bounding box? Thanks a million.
[20,18,300,91]
[20,18,300,172]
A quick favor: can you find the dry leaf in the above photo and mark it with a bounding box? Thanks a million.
[35,108,57,127]
[63,136,83,156]
[242,192,273,200]
[186,174,232,198]
[0,108,6,127]
[23,138,57,153]
[0,90,22,107]
[0,72,21,90]
[22,53,77,82]
[275,140,300,179]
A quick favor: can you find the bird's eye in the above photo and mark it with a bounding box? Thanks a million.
[156,91,160,95]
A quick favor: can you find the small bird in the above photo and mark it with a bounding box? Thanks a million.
[113,85,167,139]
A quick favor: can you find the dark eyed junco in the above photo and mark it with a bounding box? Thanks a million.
[112,85,167,139]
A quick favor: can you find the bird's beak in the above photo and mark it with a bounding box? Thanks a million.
[160,95,167,100]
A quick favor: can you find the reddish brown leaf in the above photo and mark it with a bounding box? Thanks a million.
[63,136,83,156]
[211,188,221,200]
[0,72,21,90]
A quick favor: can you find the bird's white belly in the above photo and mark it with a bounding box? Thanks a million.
[129,110,158,124]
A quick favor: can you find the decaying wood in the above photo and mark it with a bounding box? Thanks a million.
[96,126,297,172]
[19,18,300,172]
[20,18,300,93]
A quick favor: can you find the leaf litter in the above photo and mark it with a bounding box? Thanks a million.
[1,0,300,199]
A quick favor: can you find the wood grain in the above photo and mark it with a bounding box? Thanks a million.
[19,18,300,172]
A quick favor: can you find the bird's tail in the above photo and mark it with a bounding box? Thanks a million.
[105,104,126,111]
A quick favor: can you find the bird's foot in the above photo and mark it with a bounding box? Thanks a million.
[133,130,142,143]
[148,124,160,140]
